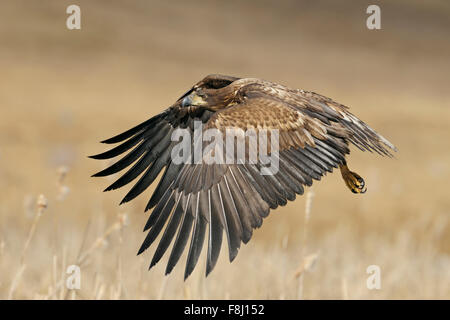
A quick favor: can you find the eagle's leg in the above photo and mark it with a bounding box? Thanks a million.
[339,162,367,194]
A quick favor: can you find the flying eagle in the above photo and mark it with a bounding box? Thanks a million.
[91,74,397,279]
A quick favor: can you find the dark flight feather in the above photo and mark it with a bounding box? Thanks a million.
[184,193,207,279]
[149,194,188,268]
[165,195,195,275]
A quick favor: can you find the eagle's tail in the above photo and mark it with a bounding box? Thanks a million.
[340,163,367,194]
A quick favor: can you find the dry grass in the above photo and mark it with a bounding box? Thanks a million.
[0,0,449,299]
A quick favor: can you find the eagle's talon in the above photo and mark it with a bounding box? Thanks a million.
[340,164,367,194]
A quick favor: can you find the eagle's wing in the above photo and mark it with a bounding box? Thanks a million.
[91,80,397,279]
[90,104,213,207]
[233,81,397,156]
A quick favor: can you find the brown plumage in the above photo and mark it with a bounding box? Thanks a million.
[90,74,397,279]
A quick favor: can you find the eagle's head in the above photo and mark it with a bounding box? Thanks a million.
[180,74,240,111]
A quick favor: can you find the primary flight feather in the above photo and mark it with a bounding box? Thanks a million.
[90,74,397,279]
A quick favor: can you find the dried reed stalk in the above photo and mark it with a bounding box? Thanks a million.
[8,195,47,299]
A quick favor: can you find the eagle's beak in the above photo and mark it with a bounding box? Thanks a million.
[181,93,206,107]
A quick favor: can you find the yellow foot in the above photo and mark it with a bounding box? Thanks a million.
[340,164,367,194]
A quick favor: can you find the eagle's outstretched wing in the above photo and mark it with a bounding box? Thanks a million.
[91,75,397,279]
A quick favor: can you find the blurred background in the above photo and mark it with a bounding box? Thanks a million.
[0,0,449,299]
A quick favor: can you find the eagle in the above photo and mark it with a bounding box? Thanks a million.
[90,74,397,279]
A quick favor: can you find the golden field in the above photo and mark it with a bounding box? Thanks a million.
[0,0,449,299]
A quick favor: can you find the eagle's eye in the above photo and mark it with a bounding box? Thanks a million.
[195,89,207,99]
